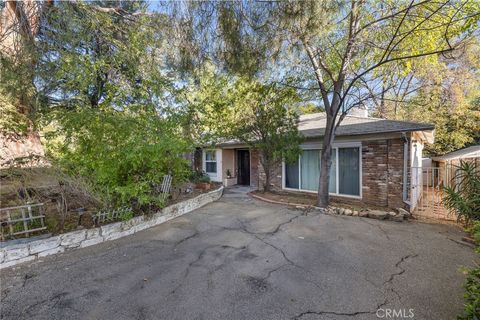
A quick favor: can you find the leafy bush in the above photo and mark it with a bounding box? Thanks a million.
[190,170,211,183]
[442,161,480,223]
[458,222,480,320]
[45,109,191,209]
[442,161,480,319]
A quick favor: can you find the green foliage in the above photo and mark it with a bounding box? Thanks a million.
[458,221,480,320]
[458,267,480,320]
[230,78,303,168]
[46,109,190,208]
[33,2,191,210]
[298,103,322,115]
[442,161,480,223]
[0,46,37,134]
[392,40,480,156]
[36,1,168,111]
[190,171,211,184]
[469,222,480,251]
[187,71,303,191]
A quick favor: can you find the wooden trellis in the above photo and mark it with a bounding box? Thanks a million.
[0,203,46,240]
[159,175,172,201]
[93,207,133,225]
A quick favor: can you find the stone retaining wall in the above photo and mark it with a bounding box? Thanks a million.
[0,186,224,269]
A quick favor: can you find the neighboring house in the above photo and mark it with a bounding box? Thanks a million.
[431,145,480,188]
[199,112,435,212]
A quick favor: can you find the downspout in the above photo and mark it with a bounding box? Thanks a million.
[402,132,411,206]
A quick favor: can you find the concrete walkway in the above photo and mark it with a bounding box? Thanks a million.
[0,189,476,320]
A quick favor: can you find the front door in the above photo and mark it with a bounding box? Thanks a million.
[237,150,250,186]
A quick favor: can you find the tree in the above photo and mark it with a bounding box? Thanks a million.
[0,0,53,166]
[34,1,191,208]
[185,71,302,191]
[380,39,480,155]
[35,1,166,112]
[166,0,480,207]
[229,79,303,192]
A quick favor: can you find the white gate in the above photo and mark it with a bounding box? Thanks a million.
[410,166,455,221]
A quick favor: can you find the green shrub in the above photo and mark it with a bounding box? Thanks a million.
[458,221,480,320]
[459,267,480,320]
[457,221,480,320]
[442,162,480,319]
[442,161,480,223]
[46,109,191,208]
[190,170,211,183]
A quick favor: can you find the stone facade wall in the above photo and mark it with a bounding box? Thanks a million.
[0,187,224,269]
[257,157,282,192]
[362,139,407,209]
[257,138,408,210]
[386,139,407,209]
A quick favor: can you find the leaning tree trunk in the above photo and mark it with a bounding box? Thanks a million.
[317,117,336,207]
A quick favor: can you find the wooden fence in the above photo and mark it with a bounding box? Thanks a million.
[0,203,47,240]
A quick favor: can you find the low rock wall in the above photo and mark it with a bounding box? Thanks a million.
[0,187,224,269]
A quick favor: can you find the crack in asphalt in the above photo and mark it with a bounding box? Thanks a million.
[169,206,325,293]
[22,272,35,287]
[292,298,388,319]
[381,253,418,302]
[169,244,247,295]
[383,254,418,286]
[234,211,326,292]
[173,229,200,250]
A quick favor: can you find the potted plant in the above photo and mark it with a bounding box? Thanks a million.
[224,168,237,187]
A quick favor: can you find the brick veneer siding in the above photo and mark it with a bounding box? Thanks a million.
[257,138,409,210]
[362,139,407,209]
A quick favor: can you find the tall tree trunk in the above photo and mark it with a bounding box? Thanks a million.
[317,116,335,207]
[261,153,271,192]
[264,167,271,192]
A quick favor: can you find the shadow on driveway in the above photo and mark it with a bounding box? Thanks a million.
[0,188,475,320]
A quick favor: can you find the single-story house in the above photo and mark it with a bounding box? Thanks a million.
[198,112,435,212]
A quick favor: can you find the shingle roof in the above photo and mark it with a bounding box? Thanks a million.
[299,112,434,138]
[432,145,480,161]
[216,112,434,147]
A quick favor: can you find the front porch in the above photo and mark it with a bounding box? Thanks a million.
[198,147,259,189]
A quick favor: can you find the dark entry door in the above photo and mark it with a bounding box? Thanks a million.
[237,150,250,185]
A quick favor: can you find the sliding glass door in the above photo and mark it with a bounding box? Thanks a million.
[301,150,320,191]
[338,147,360,196]
[284,146,361,198]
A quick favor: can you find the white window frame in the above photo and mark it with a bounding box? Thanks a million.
[203,150,217,176]
[282,142,362,199]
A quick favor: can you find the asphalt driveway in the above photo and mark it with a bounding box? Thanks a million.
[0,187,476,320]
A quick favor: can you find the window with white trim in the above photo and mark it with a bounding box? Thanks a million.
[205,151,217,174]
[284,147,361,197]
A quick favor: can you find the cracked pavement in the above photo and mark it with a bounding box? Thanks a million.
[0,187,477,320]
